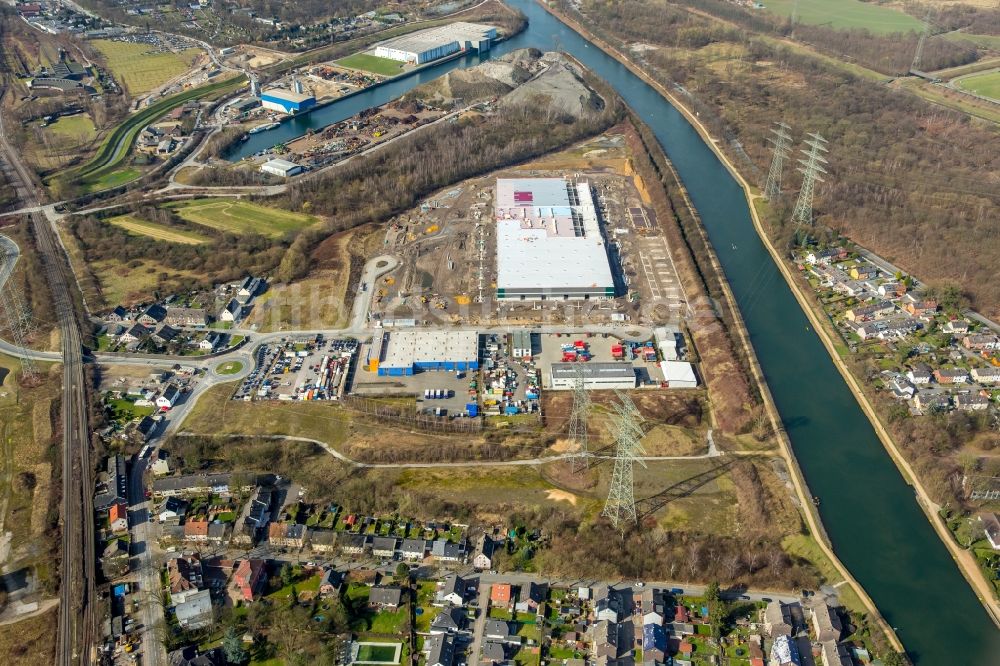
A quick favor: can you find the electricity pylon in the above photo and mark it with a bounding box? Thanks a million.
[791,133,828,227]
[602,391,646,531]
[0,251,37,380]
[911,8,935,72]
[763,122,793,202]
[568,365,591,472]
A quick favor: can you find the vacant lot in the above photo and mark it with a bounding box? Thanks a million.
[761,0,923,33]
[956,69,1000,102]
[336,52,406,76]
[91,40,202,94]
[107,214,210,245]
[166,199,318,237]
[0,607,57,665]
[45,114,97,141]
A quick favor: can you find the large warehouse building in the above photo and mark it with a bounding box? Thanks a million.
[373,22,497,64]
[260,87,316,115]
[373,330,480,376]
[495,178,616,300]
[550,363,637,390]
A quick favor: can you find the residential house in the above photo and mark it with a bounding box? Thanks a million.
[436,574,467,607]
[152,324,181,345]
[811,604,843,642]
[845,301,894,322]
[106,305,129,322]
[101,539,129,580]
[914,392,951,412]
[944,319,970,334]
[642,621,666,662]
[167,646,224,666]
[955,394,991,411]
[590,620,619,659]
[485,618,515,642]
[219,298,243,323]
[889,376,916,400]
[769,635,801,666]
[319,569,343,597]
[167,554,203,594]
[137,304,167,325]
[232,558,267,602]
[901,294,937,317]
[977,512,1000,550]
[934,368,969,384]
[491,582,513,608]
[174,588,213,629]
[234,486,273,546]
[963,334,1000,352]
[805,247,847,265]
[118,323,149,344]
[156,384,181,410]
[184,519,209,541]
[149,449,170,475]
[372,536,399,559]
[763,600,793,638]
[431,538,466,563]
[94,454,127,511]
[819,642,852,666]
[430,607,466,635]
[237,277,266,303]
[134,415,158,442]
[206,522,229,544]
[907,364,933,385]
[151,472,246,498]
[165,307,208,327]
[339,533,369,555]
[268,522,306,548]
[848,265,876,281]
[638,588,667,617]
[310,529,338,553]
[472,533,498,569]
[594,586,629,622]
[401,537,428,560]
[198,331,230,351]
[481,642,506,664]
[159,497,187,524]
[370,586,403,609]
[108,502,128,533]
[515,581,547,614]
[425,634,457,666]
[971,367,1000,384]
[877,282,904,298]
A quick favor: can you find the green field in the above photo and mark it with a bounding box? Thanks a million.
[215,361,244,375]
[956,69,1000,102]
[760,0,924,34]
[45,114,97,140]
[166,199,318,237]
[335,52,406,76]
[107,214,210,245]
[944,32,1000,51]
[92,40,202,94]
[356,644,401,663]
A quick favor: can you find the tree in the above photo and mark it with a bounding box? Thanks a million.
[395,562,410,581]
[223,626,249,664]
[882,652,911,666]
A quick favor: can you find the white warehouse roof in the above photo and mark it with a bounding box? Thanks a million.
[261,87,313,103]
[382,330,479,368]
[660,361,697,386]
[377,22,496,55]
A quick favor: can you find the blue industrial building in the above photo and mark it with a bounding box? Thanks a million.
[374,330,479,376]
[260,88,316,115]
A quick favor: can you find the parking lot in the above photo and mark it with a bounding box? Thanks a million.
[234,336,358,401]
[350,362,477,417]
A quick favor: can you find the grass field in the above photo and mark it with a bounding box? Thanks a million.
[356,644,401,663]
[760,0,924,34]
[91,40,202,94]
[956,69,1000,102]
[87,168,141,191]
[45,114,97,140]
[944,31,1000,51]
[215,361,244,375]
[107,214,210,245]
[335,52,407,76]
[0,607,57,666]
[166,198,318,237]
[92,258,201,306]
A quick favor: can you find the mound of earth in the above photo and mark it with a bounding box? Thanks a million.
[404,48,602,118]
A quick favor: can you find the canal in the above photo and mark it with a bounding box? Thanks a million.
[233,1,1000,660]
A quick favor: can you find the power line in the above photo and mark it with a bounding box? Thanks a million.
[763,121,793,201]
[568,364,591,473]
[911,7,936,72]
[602,391,646,531]
[0,249,37,381]
[792,132,829,227]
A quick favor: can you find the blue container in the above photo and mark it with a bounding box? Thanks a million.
[466,403,479,417]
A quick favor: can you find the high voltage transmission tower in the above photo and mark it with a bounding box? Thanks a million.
[602,391,646,531]
[791,133,828,228]
[763,122,793,201]
[911,7,935,73]
[568,365,591,472]
[0,250,37,381]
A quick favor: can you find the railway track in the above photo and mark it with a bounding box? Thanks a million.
[0,94,95,665]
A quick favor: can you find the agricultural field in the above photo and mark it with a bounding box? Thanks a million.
[760,0,924,34]
[956,69,1000,102]
[106,214,210,245]
[90,40,202,94]
[335,52,407,76]
[165,199,319,238]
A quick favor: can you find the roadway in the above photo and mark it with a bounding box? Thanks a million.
[0,93,96,665]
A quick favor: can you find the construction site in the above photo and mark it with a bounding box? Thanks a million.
[368,132,689,328]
